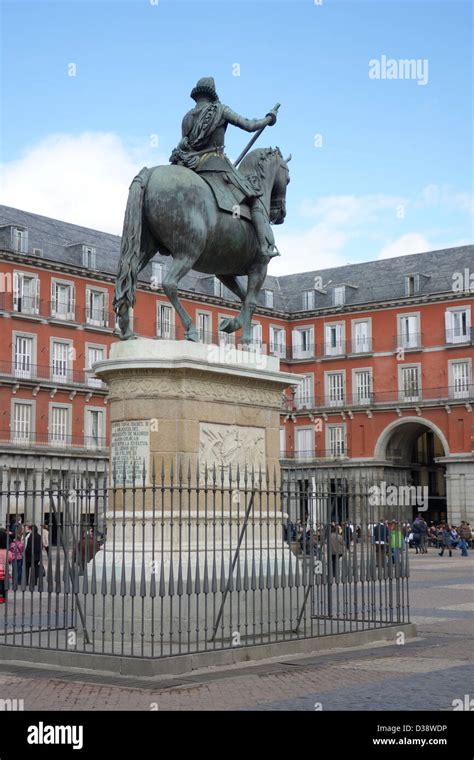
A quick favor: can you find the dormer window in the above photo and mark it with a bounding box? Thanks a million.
[333,286,346,306]
[151,261,163,286]
[214,277,225,298]
[83,246,96,269]
[405,274,420,296]
[264,289,274,308]
[303,290,315,310]
[12,228,28,253]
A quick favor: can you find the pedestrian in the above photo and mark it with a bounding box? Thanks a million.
[9,529,24,584]
[0,529,13,604]
[438,524,453,557]
[458,521,470,557]
[24,524,42,585]
[329,524,344,579]
[373,519,390,568]
[390,521,404,564]
[412,516,425,554]
[41,523,49,557]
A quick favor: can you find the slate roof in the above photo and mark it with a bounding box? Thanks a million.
[0,204,472,315]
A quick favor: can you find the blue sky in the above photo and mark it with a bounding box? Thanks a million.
[1,0,472,274]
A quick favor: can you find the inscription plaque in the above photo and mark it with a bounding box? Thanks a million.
[111,420,150,485]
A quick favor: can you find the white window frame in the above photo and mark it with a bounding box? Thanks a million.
[250,321,263,350]
[12,227,28,253]
[333,286,345,306]
[156,301,175,339]
[82,246,96,269]
[302,290,315,310]
[85,343,106,388]
[295,427,314,460]
[264,289,274,309]
[398,363,422,403]
[51,338,74,384]
[270,325,286,357]
[85,407,106,450]
[151,261,163,286]
[325,370,345,408]
[351,318,371,354]
[279,427,286,457]
[397,312,420,349]
[196,310,212,344]
[13,271,40,315]
[12,331,37,380]
[292,325,314,359]
[405,274,420,296]
[448,358,472,400]
[213,277,225,298]
[294,373,314,409]
[11,399,35,444]
[326,424,346,457]
[49,403,72,447]
[324,321,345,356]
[85,286,108,327]
[51,278,75,321]
[445,306,471,344]
[352,367,373,405]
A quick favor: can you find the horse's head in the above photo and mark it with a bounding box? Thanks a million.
[270,148,291,225]
[240,147,291,224]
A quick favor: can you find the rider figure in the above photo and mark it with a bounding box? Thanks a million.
[170,77,279,258]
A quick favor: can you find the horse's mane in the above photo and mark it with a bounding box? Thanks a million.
[239,147,282,180]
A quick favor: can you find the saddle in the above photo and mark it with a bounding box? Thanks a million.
[196,155,253,222]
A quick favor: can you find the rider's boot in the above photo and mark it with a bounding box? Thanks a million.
[251,207,280,258]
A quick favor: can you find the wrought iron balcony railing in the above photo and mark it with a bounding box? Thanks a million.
[0,361,107,389]
[283,385,474,412]
[0,430,108,451]
[280,448,348,461]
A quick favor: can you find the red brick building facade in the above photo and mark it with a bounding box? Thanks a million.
[0,205,472,525]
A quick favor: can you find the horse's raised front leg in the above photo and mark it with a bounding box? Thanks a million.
[239,261,268,346]
[217,275,247,334]
[162,257,199,341]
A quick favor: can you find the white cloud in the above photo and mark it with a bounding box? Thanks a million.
[272,224,350,275]
[377,233,432,260]
[300,193,407,226]
[0,132,165,234]
[418,184,474,215]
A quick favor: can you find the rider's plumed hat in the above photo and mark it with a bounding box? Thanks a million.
[190,77,219,102]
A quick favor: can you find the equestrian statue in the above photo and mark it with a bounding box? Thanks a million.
[113,77,291,344]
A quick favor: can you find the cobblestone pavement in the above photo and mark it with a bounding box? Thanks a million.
[0,552,471,711]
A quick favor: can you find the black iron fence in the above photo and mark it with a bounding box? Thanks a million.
[0,462,410,660]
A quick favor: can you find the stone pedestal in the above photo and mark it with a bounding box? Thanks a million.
[95,339,296,482]
[88,340,301,647]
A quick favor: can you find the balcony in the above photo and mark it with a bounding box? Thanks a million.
[282,385,474,413]
[0,361,107,390]
[80,305,117,331]
[445,327,474,347]
[280,448,349,462]
[393,332,424,352]
[0,430,108,452]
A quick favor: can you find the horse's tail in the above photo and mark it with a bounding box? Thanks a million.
[113,167,151,315]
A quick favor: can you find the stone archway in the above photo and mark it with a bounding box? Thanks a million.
[374,417,449,522]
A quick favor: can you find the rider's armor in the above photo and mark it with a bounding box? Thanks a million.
[169,77,279,258]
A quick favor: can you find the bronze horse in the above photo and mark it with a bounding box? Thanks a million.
[113,147,290,344]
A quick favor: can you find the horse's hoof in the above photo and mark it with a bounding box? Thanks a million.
[185,328,199,342]
[120,332,138,341]
[219,317,239,334]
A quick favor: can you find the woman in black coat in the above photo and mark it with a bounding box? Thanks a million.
[24,524,42,585]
